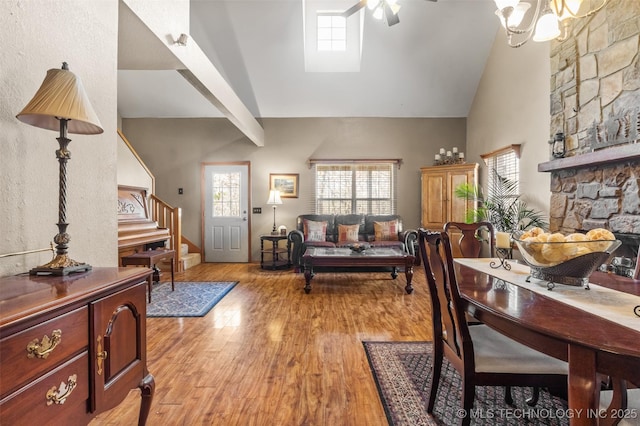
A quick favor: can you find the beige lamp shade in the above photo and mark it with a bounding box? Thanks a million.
[266,190,283,205]
[16,64,103,135]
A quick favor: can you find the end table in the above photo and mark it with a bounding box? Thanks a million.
[260,234,291,270]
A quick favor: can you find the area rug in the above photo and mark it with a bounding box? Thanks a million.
[147,281,237,317]
[363,341,569,426]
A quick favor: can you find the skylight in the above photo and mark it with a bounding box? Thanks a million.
[302,0,363,73]
[317,14,346,52]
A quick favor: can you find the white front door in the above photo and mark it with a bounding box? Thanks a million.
[203,163,250,262]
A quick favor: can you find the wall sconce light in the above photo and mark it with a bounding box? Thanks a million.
[549,132,566,158]
[176,33,189,46]
[16,62,103,275]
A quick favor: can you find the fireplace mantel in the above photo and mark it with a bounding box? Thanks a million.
[538,143,640,173]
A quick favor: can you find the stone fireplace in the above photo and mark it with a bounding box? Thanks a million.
[540,144,640,276]
[543,0,640,277]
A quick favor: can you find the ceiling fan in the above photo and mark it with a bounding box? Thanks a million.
[341,0,437,27]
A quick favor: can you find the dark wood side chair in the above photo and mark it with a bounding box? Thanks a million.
[418,229,568,426]
[444,221,495,259]
[599,378,640,426]
[444,221,531,404]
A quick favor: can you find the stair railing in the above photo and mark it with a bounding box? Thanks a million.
[149,194,183,272]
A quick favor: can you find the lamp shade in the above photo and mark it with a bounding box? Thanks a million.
[494,0,520,10]
[495,2,530,28]
[532,9,561,42]
[16,64,103,135]
[266,190,283,205]
[552,0,583,21]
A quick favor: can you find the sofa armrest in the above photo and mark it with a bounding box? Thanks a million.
[288,230,305,272]
[403,229,418,257]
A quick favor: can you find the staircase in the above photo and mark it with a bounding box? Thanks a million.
[149,194,201,272]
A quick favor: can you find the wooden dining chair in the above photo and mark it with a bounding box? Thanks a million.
[444,221,495,259]
[600,378,640,426]
[418,229,568,426]
[444,221,532,404]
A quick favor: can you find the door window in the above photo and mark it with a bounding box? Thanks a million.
[211,172,241,217]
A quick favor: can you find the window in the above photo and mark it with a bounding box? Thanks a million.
[211,172,241,217]
[312,161,397,214]
[317,14,346,51]
[481,144,521,198]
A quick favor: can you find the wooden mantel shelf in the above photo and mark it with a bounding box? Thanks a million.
[538,143,640,172]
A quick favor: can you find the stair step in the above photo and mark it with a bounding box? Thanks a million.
[158,252,201,271]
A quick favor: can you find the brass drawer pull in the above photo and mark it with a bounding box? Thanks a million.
[27,329,62,359]
[96,335,108,375]
[46,374,77,405]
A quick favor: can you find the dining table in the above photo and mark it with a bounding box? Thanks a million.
[454,258,640,426]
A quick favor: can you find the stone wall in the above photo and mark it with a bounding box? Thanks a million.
[550,0,640,151]
[547,0,640,251]
[550,163,640,235]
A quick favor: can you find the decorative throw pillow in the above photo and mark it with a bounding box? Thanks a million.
[303,220,327,242]
[374,220,399,241]
[338,224,360,243]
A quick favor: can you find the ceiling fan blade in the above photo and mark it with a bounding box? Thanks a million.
[341,0,368,18]
[383,2,400,26]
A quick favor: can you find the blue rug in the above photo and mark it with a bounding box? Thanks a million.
[147,281,238,317]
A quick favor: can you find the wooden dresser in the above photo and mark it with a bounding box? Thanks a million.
[0,268,154,425]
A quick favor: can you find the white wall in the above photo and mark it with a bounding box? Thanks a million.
[0,1,119,276]
[117,131,154,191]
[467,31,552,217]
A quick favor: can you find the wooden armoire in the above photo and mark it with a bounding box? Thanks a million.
[420,163,478,230]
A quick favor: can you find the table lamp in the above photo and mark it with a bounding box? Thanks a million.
[266,190,283,235]
[16,62,104,275]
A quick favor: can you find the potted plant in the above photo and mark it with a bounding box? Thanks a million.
[454,169,548,233]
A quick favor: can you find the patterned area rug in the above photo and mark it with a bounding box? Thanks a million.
[147,281,237,317]
[363,341,569,426]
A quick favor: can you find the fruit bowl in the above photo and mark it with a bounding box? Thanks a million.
[348,243,370,253]
[513,229,621,287]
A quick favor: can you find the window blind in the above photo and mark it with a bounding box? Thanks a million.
[311,161,397,214]
[483,146,520,198]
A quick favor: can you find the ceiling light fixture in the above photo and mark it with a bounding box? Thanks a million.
[494,0,608,48]
[341,0,436,27]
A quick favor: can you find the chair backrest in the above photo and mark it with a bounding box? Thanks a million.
[444,221,495,258]
[418,229,472,363]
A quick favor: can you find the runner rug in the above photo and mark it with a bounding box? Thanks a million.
[363,341,569,426]
[454,258,640,332]
[147,281,238,317]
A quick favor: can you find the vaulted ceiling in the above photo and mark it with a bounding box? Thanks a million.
[117,0,500,120]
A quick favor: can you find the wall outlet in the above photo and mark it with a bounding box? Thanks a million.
[253,207,262,214]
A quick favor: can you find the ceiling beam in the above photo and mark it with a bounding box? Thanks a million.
[120,0,265,147]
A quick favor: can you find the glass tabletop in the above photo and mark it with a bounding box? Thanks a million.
[304,247,405,257]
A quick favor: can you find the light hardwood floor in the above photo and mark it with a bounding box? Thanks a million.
[91,263,432,425]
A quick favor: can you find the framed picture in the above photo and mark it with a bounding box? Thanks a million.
[269,173,299,198]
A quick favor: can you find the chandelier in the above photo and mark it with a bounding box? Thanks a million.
[493,0,609,48]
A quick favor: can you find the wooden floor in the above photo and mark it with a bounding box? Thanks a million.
[90,263,432,425]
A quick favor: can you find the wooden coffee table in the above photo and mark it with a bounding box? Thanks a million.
[301,247,415,294]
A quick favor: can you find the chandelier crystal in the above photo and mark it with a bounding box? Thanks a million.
[493,0,609,48]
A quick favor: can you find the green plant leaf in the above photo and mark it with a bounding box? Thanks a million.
[454,169,547,232]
